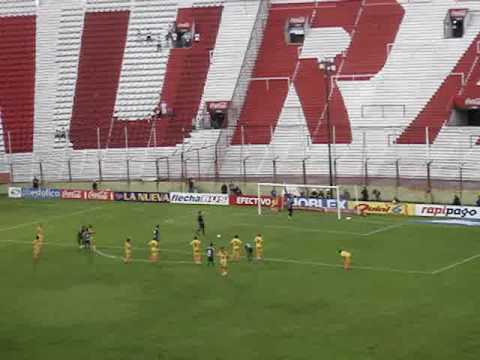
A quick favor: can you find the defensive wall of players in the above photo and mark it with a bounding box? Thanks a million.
[7,187,480,221]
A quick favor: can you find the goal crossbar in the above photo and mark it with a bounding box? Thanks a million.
[257,183,342,219]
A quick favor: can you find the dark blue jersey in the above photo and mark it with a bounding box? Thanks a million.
[206,246,214,258]
[153,228,160,241]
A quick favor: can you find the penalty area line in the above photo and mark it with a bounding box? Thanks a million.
[236,222,362,236]
[361,222,406,237]
[265,257,432,275]
[431,253,480,275]
[0,205,108,232]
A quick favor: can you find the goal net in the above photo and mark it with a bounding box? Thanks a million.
[257,182,342,219]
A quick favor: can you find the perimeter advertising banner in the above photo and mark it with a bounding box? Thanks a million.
[7,187,22,199]
[170,192,229,206]
[349,201,409,216]
[61,189,84,200]
[82,190,114,201]
[21,188,61,200]
[229,195,274,207]
[61,189,114,201]
[415,204,480,219]
[114,191,170,203]
[292,197,348,211]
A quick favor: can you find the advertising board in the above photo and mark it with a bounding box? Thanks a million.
[83,190,114,201]
[170,192,229,206]
[21,188,61,200]
[350,201,409,215]
[415,204,480,219]
[7,187,22,199]
[229,195,273,207]
[114,192,170,203]
[292,197,348,210]
[61,189,84,200]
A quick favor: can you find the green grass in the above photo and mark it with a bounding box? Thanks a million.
[1,196,480,360]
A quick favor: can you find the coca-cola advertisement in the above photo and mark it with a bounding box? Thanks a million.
[83,190,114,201]
[61,189,84,200]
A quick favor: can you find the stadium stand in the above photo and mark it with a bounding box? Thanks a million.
[52,2,87,150]
[69,10,130,150]
[114,0,178,121]
[68,3,221,150]
[198,0,260,123]
[0,0,36,153]
[232,0,403,145]
[2,0,480,182]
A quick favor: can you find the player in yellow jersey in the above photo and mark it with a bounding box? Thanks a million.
[338,249,352,270]
[230,235,242,262]
[190,236,202,264]
[32,235,42,263]
[218,247,229,276]
[36,224,44,244]
[255,233,264,261]
[123,238,132,264]
[148,239,159,263]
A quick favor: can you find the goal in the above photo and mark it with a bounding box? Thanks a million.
[256,182,342,219]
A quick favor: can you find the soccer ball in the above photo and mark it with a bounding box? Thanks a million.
[217,234,221,239]
[346,217,352,220]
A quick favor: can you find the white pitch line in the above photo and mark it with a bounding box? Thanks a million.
[94,248,193,265]
[0,239,191,255]
[0,205,108,232]
[236,222,361,236]
[431,253,480,275]
[0,239,442,276]
[264,257,432,275]
[361,222,406,237]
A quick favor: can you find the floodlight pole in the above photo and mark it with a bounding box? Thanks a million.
[320,58,335,187]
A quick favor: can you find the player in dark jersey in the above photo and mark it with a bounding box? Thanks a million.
[196,211,205,236]
[84,229,92,250]
[287,197,294,219]
[87,224,96,250]
[77,226,84,249]
[153,224,160,241]
[244,243,254,262]
[206,242,215,266]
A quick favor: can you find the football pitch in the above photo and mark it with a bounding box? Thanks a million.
[1,196,479,360]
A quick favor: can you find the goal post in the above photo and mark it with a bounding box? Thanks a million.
[257,182,342,219]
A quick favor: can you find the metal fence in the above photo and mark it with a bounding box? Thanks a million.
[2,123,480,189]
